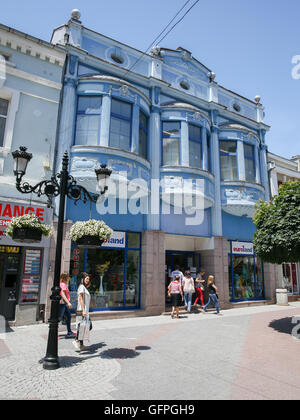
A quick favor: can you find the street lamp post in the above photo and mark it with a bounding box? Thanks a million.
[12,147,112,370]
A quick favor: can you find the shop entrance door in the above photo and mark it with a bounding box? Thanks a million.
[165,251,199,307]
[0,253,21,321]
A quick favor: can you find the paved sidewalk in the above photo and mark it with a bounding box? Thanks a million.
[0,302,300,400]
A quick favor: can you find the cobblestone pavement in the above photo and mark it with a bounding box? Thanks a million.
[0,302,300,400]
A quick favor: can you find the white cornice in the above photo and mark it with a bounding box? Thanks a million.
[0,28,65,66]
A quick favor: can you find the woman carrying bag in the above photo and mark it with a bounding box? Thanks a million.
[73,272,92,352]
[182,270,195,313]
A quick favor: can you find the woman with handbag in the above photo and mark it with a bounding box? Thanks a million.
[168,274,183,319]
[194,269,206,308]
[73,272,92,352]
[182,270,195,313]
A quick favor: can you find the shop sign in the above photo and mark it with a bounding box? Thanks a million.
[0,201,47,237]
[101,232,126,249]
[231,241,254,255]
[0,246,20,253]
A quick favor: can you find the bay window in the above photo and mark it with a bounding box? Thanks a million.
[109,99,132,151]
[244,143,255,183]
[220,141,237,181]
[75,96,102,146]
[189,124,202,169]
[139,110,148,159]
[162,122,180,166]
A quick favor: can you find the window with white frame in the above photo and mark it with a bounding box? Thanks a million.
[189,124,202,169]
[109,99,132,151]
[244,143,255,183]
[75,96,102,146]
[220,140,238,181]
[0,98,8,147]
[162,121,180,166]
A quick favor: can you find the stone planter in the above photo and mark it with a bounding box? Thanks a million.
[12,228,42,243]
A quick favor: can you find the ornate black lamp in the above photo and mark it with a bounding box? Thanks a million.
[11,147,112,370]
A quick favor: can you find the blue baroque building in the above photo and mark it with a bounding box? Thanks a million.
[50,10,277,315]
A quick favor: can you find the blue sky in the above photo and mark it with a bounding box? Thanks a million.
[1,0,300,159]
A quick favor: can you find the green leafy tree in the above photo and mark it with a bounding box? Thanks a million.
[253,181,300,264]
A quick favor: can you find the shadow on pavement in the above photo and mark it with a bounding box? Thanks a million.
[269,317,295,336]
[100,345,151,360]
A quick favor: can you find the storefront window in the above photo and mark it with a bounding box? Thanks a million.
[282,263,299,295]
[228,241,265,301]
[69,232,141,311]
[255,257,264,298]
[126,250,140,307]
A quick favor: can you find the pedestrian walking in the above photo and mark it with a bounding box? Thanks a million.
[168,274,183,319]
[182,270,195,313]
[73,272,92,352]
[202,275,222,315]
[59,273,75,338]
[170,265,184,285]
[194,268,206,308]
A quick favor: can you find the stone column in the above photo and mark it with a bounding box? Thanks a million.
[263,263,277,302]
[141,231,165,315]
[147,106,161,231]
[181,121,189,167]
[131,103,140,154]
[237,139,245,181]
[210,126,222,236]
[99,94,111,147]
[202,127,208,171]
[200,237,229,308]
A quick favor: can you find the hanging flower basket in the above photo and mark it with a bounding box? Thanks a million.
[70,219,113,249]
[7,214,53,244]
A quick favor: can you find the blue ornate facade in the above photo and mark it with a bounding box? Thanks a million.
[50,10,276,313]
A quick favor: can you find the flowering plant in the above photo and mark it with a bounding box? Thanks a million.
[69,219,113,242]
[7,214,53,238]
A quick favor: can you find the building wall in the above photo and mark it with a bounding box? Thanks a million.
[0,24,65,325]
[49,11,274,312]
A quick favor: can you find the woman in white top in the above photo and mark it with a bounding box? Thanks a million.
[73,272,91,352]
[182,270,195,313]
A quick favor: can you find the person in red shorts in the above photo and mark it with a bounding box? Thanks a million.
[194,269,206,308]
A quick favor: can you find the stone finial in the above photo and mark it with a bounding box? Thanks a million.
[71,9,81,21]
[150,46,160,57]
[209,72,216,82]
[254,95,261,104]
